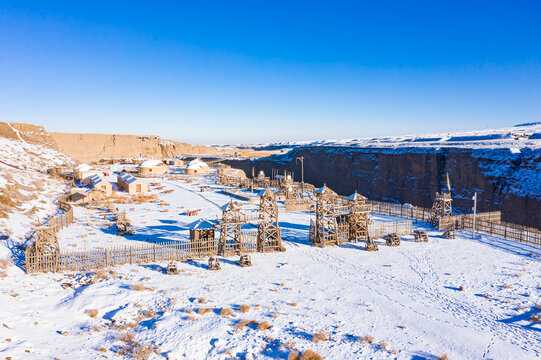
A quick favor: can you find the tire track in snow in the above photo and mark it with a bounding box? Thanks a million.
[294,242,540,352]
[163,181,224,210]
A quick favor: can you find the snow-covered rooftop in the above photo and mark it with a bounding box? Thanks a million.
[138,159,165,168]
[76,164,92,172]
[186,158,209,170]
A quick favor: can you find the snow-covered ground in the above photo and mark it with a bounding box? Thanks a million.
[0,137,72,248]
[241,123,541,150]
[1,173,540,360]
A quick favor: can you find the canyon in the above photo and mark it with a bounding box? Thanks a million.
[224,146,541,229]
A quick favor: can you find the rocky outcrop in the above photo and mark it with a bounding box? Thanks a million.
[224,147,541,229]
[50,133,218,163]
[0,122,59,149]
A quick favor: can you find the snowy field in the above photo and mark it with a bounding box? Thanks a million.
[1,174,540,360]
[242,123,541,150]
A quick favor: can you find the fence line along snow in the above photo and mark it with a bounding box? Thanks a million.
[25,229,261,274]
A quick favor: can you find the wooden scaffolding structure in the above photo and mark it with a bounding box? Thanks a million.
[430,191,453,227]
[257,188,283,252]
[347,191,371,242]
[218,201,247,256]
[31,226,60,253]
[312,185,339,247]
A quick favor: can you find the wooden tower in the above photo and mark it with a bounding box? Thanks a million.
[313,185,338,247]
[430,191,453,227]
[218,201,246,256]
[189,219,217,257]
[31,227,59,253]
[347,191,371,242]
[257,189,283,252]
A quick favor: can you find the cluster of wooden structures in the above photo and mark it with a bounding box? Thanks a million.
[27,162,541,274]
[25,186,285,274]
[307,185,413,251]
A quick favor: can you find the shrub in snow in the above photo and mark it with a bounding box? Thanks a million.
[257,321,271,331]
[312,331,328,343]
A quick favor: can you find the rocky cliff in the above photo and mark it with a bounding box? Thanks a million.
[50,132,218,163]
[0,122,59,149]
[224,147,541,229]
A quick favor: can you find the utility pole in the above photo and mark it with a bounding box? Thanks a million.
[472,192,477,239]
[296,157,304,199]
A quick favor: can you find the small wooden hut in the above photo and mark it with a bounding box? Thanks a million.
[189,219,217,257]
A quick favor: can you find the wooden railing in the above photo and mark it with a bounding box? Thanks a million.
[25,227,260,274]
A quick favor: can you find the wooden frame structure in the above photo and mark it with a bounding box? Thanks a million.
[312,185,339,247]
[430,191,453,227]
[218,201,247,256]
[347,191,371,243]
[257,189,283,252]
[31,227,59,253]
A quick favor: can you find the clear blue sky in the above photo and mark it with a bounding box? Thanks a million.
[1,1,540,144]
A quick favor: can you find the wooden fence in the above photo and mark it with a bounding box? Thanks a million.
[368,221,413,239]
[370,201,432,222]
[48,205,74,233]
[25,227,260,274]
[436,213,540,247]
[464,217,540,246]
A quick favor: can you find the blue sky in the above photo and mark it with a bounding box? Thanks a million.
[1,1,540,144]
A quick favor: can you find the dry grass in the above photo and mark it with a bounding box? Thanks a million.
[130,283,154,291]
[0,194,17,208]
[0,258,11,270]
[87,309,99,318]
[220,308,233,316]
[143,310,156,318]
[197,297,206,304]
[239,304,251,313]
[187,316,196,321]
[358,335,375,344]
[312,331,328,343]
[290,302,297,307]
[300,350,323,360]
[438,354,449,360]
[529,313,541,323]
[288,351,299,360]
[235,319,252,329]
[257,321,272,331]
[197,308,213,315]
[117,332,136,343]
[94,269,116,279]
[98,347,107,353]
[380,342,388,350]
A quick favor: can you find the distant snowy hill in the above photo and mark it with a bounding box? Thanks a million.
[241,123,541,150]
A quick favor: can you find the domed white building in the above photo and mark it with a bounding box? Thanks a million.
[137,159,168,175]
[185,158,210,175]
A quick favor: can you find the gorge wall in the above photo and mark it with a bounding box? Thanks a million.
[50,132,218,163]
[224,146,541,229]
